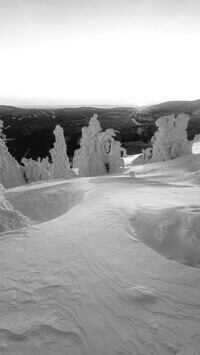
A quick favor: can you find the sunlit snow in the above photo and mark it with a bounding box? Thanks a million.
[1,143,200,354]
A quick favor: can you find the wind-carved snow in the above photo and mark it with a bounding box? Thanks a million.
[1,144,200,354]
[0,120,25,188]
[131,207,200,266]
[6,180,86,223]
[74,113,126,176]
[134,113,192,165]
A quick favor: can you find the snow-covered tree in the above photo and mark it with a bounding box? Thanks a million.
[108,140,126,172]
[134,113,192,165]
[99,128,116,170]
[152,113,192,162]
[75,114,126,176]
[49,125,75,179]
[21,125,75,183]
[99,129,126,173]
[78,114,107,177]
[0,120,25,188]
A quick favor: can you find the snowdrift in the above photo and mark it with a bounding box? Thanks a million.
[5,180,87,224]
[1,145,200,354]
[0,185,31,232]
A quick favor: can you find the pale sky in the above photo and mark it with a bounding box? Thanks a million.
[0,0,200,106]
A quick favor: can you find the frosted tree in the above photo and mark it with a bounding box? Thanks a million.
[49,125,75,179]
[134,113,192,165]
[99,128,116,169]
[76,114,126,176]
[78,114,107,177]
[0,120,25,188]
[22,158,51,183]
[99,129,126,173]
[108,140,126,172]
[152,113,192,162]
[21,126,75,183]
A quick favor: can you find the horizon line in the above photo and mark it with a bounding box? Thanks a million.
[0,98,200,110]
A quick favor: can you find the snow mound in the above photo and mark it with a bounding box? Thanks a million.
[128,151,200,186]
[121,284,159,304]
[6,181,86,224]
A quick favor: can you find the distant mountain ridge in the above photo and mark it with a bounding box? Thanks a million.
[149,99,200,113]
[0,99,200,161]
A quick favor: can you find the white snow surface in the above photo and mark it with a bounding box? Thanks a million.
[1,143,200,354]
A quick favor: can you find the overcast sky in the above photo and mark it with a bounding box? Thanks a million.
[0,0,200,106]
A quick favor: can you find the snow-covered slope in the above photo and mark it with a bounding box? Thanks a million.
[1,145,200,354]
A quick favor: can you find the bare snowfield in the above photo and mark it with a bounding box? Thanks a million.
[1,144,200,354]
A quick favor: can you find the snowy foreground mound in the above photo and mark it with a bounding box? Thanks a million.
[0,185,31,232]
[1,147,200,354]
